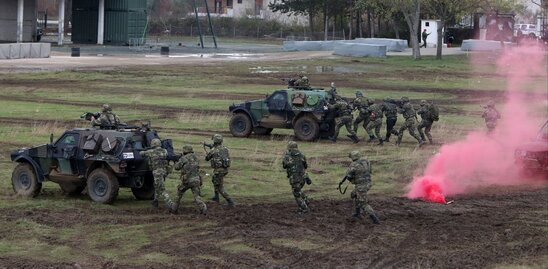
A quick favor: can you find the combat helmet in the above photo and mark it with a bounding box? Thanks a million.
[356,91,363,97]
[183,145,193,154]
[287,141,298,150]
[151,138,161,148]
[384,97,391,102]
[487,100,495,107]
[367,98,375,105]
[401,96,410,103]
[212,134,223,145]
[349,150,362,161]
[420,100,428,106]
[101,104,111,112]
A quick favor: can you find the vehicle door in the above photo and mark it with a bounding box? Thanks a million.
[261,91,288,128]
[52,132,81,175]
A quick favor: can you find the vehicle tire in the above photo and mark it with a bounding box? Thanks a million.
[253,126,273,135]
[12,163,42,198]
[87,168,119,204]
[229,113,253,137]
[294,116,320,141]
[131,176,155,200]
[59,182,85,195]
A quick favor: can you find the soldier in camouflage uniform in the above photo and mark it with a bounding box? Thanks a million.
[340,150,380,224]
[91,104,121,128]
[173,145,207,215]
[327,82,340,104]
[140,138,175,211]
[328,98,360,143]
[365,98,384,145]
[482,100,501,133]
[352,91,370,134]
[205,134,235,206]
[381,97,399,142]
[282,141,311,213]
[396,97,424,147]
[417,100,434,144]
[294,75,310,89]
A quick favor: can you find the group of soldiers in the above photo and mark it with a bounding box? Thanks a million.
[326,86,439,147]
[89,95,499,224]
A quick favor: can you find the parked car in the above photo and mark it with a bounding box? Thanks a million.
[514,120,548,177]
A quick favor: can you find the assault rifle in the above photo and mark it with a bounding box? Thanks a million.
[386,99,404,108]
[202,142,214,153]
[80,112,101,121]
[337,175,349,194]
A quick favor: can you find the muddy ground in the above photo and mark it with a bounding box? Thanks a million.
[0,187,546,269]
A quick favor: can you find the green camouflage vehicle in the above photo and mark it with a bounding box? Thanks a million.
[228,86,336,141]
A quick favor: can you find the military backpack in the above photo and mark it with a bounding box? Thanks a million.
[429,103,440,121]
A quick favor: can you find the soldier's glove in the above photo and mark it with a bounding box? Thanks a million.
[305,176,312,185]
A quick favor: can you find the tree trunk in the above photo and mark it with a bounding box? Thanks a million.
[348,14,353,39]
[367,11,372,37]
[324,8,328,40]
[391,19,400,39]
[309,13,314,36]
[401,0,421,59]
[357,11,362,38]
[436,20,444,59]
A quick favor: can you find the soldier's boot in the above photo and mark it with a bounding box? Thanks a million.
[227,198,235,207]
[384,134,390,143]
[151,199,159,209]
[200,206,208,215]
[352,208,362,220]
[395,137,402,146]
[349,134,360,144]
[418,140,426,147]
[211,192,220,202]
[328,136,337,142]
[428,138,434,145]
[377,138,384,146]
[168,202,178,214]
[367,135,376,142]
[369,213,381,224]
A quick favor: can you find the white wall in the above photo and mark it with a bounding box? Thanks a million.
[421,20,443,48]
[0,0,37,42]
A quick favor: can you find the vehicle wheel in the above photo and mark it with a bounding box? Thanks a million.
[254,126,273,135]
[294,116,320,141]
[229,113,252,137]
[131,176,155,200]
[87,168,119,204]
[12,163,42,197]
[59,182,85,195]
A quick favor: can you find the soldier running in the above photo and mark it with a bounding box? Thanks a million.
[381,97,399,142]
[205,134,235,206]
[365,98,384,145]
[282,141,311,214]
[173,145,207,215]
[338,150,380,224]
[140,138,175,212]
[328,97,360,143]
[482,100,501,133]
[352,91,369,134]
[417,100,434,144]
[396,97,424,147]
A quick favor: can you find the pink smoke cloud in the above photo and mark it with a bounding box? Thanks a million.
[407,42,547,203]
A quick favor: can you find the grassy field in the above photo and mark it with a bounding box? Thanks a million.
[0,53,546,268]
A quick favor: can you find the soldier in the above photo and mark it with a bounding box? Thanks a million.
[381,97,399,142]
[282,141,311,214]
[205,134,235,206]
[365,98,383,145]
[396,97,424,147]
[417,100,434,144]
[352,91,369,134]
[173,145,207,215]
[338,150,380,224]
[91,104,121,128]
[327,82,339,104]
[328,97,360,143]
[482,100,501,133]
[140,138,175,212]
[294,75,310,88]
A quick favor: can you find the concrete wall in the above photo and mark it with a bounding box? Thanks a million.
[283,38,407,52]
[333,43,386,57]
[460,39,513,51]
[0,43,50,59]
[0,0,38,42]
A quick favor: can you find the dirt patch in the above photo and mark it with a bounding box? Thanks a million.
[0,187,546,268]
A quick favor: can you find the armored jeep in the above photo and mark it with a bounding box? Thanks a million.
[514,120,548,177]
[228,87,336,141]
[10,126,177,204]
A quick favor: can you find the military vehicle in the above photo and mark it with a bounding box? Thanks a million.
[10,126,178,204]
[228,86,336,141]
[514,120,548,177]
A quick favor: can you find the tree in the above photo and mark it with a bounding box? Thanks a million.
[268,0,324,33]
[393,0,422,59]
[424,0,477,59]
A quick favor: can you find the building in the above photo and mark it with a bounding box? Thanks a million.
[421,20,443,48]
[0,0,38,43]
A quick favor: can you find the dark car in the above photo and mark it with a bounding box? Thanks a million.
[514,120,548,177]
[10,126,177,204]
[228,87,336,141]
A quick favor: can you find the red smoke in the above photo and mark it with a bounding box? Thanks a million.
[407,42,547,203]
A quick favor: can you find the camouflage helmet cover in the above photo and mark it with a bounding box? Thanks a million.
[487,100,495,107]
[349,150,362,161]
[384,97,391,102]
[420,100,428,106]
[183,145,193,154]
[212,134,223,144]
[367,98,375,104]
[101,104,111,112]
[151,138,161,148]
[401,96,410,103]
[287,141,298,150]
[355,91,363,97]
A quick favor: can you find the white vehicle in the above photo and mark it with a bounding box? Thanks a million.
[514,24,539,38]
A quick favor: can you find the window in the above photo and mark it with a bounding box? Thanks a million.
[238,0,242,3]
[61,134,77,145]
[227,0,233,8]
[269,92,287,110]
[425,22,430,27]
